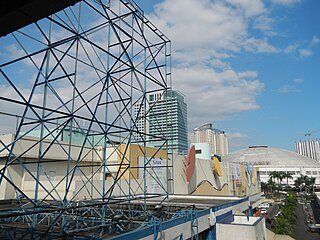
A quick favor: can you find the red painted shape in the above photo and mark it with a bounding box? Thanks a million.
[186,145,196,182]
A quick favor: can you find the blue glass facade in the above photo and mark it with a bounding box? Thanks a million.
[148,90,188,154]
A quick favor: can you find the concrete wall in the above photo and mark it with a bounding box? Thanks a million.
[0,134,103,162]
[0,134,169,200]
[173,154,260,197]
[0,134,260,201]
[216,216,266,240]
[173,154,231,196]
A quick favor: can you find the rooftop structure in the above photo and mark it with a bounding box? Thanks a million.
[0,133,264,239]
[0,0,81,37]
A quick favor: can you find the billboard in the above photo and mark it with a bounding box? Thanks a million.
[138,157,167,194]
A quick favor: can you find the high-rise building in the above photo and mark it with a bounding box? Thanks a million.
[147,90,188,154]
[133,101,146,142]
[190,123,229,157]
[295,140,320,162]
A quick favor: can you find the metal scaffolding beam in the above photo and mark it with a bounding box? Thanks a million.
[0,0,172,238]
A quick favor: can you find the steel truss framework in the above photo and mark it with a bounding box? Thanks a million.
[0,0,172,238]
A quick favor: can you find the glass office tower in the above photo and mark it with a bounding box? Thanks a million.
[147,90,188,154]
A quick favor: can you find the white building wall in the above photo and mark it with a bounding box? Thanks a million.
[217,216,266,240]
[259,166,320,186]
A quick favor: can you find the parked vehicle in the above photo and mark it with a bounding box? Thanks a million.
[260,208,268,214]
[275,211,281,218]
[258,203,270,209]
[307,224,320,233]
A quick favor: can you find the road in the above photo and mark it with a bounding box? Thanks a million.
[294,202,320,240]
[311,198,320,224]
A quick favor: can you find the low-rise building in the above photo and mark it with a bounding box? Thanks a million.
[223,146,320,187]
[0,133,267,239]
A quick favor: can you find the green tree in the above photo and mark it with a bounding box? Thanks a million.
[266,178,276,195]
[269,171,283,196]
[282,172,293,189]
[278,171,286,184]
[272,192,297,237]
[269,171,281,184]
[306,176,316,193]
[294,174,316,193]
[294,174,306,192]
[273,215,294,236]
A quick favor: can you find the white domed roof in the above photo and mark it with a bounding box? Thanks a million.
[223,146,320,167]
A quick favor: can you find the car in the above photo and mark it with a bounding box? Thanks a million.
[307,224,320,233]
[275,211,281,217]
[260,208,268,214]
[258,203,270,209]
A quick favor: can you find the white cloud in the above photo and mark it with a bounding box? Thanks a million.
[228,132,249,139]
[244,38,278,53]
[146,0,270,132]
[284,44,298,54]
[148,0,277,62]
[150,0,246,59]
[311,36,320,46]
[253,14,276,36]
[299,49,313,57]
[271,0,300,6]
[284,36,319,57]
[293,78,304,84]
[238,71,258,79]
[173,66,264,130]
[277,84,300,93]
[211,59,231,70]
[227,131,250,150]
[225,0,266,17]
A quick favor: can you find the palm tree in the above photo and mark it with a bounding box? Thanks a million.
[294,174,305,192]
[305,176,316,193]
[261,182,267,192]
[283,172,293,189]
[278,171,286,184]
[267,178,276,196]
[269,171,281,184]
[294,174,316,193]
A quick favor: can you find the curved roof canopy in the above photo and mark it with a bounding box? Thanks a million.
[0,0,80,37]
[223,146,320,167]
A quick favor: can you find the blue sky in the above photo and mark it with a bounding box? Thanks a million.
[0,0,318,152]
[134,0,320,152]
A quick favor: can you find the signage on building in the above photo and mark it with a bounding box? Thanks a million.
[235,165,241,187]
[138,157,167,194]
